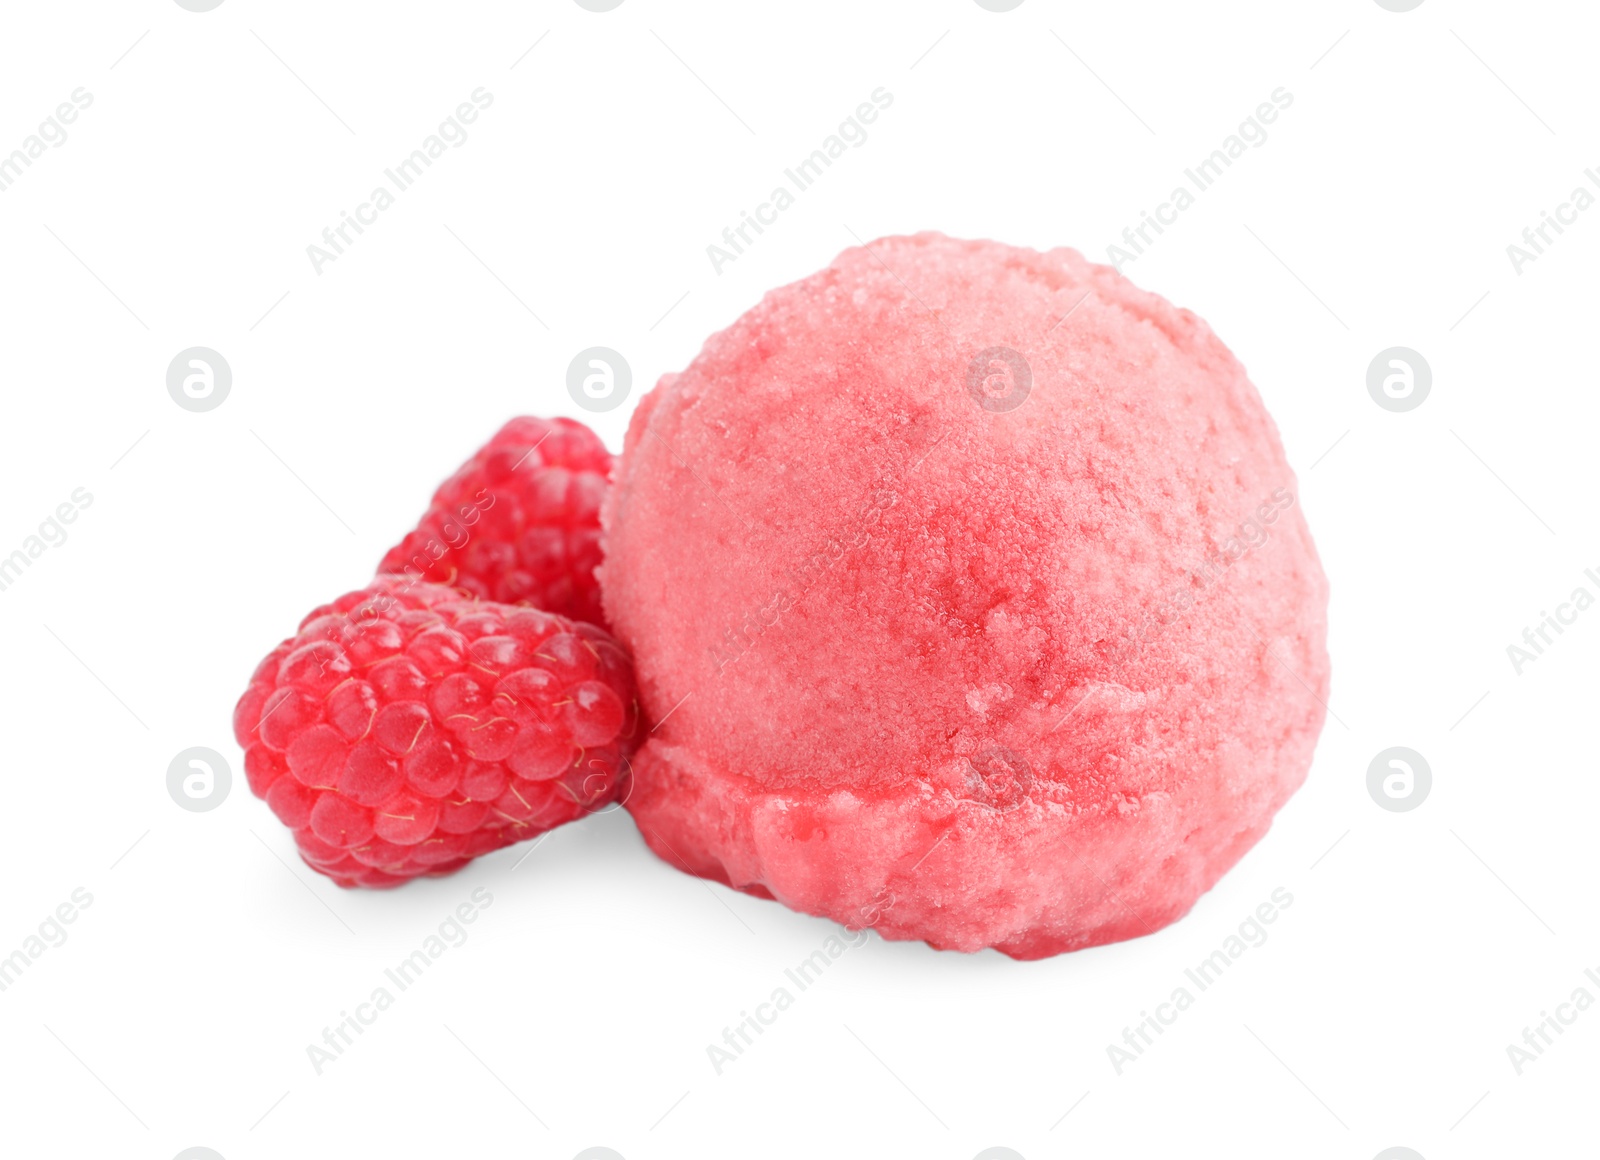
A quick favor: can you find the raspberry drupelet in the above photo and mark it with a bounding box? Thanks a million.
[234,576,640,888]
[378,416,613,627]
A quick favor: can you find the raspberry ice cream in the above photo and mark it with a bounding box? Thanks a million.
[602,233,1329,959]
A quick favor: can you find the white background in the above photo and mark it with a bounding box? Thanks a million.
[0,1,1595,1158]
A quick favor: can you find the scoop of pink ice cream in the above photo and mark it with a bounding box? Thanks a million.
[601,233,1328,959]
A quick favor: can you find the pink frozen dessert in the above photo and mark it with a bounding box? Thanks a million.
[602,233,1329,959]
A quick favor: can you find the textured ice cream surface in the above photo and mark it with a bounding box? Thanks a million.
[602,232,1329,959]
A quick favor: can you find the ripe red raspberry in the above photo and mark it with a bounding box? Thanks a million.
[378,416,612,626]
[233,576,640,888]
